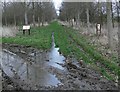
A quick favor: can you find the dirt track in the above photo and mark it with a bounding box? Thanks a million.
[0,24,119,91]
[1,43,118,90]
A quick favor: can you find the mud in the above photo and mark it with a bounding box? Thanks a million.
[1,43,118,90]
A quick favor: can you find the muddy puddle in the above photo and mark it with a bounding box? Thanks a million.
[1,49,62,90]
[1,33,66,90]
[47,33,65,70]
[1,44,118,90]
[2,32,118,90]
[48,47,65,70]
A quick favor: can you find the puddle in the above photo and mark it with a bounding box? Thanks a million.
[1,49,61,90]
[47,32,65,70]
[1,32,66,89]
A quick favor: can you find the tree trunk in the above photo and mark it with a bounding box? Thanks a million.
[77,11,80,28]
[117,2,120,89]
[32,2,35,26]
[100,2,103,26]
[4,2,7,26]
[14,14,16,26]
[4,16,7,26]
[41,14,44,26]
[107,1,114,50]
[24,2,28,25]
[33,15,35,26]
[38,17,40,27]
[100,9,103,26]
[86,6,90,34]
[111,3,114,28]
[25,11,28,25]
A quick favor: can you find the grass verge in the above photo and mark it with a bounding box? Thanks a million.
[2,21,119,81]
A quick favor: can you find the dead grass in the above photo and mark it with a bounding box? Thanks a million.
[1,26,19,37]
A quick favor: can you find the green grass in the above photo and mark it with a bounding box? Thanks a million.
[2,24,54,50]
[2,21,119,81]
[53,23,119,81]
[50,22,119,81]
[66,28,119,73]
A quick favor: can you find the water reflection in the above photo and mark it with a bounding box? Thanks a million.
[48,47,65,70]
[1,33,66,89]
[1,49,61,89]
[47,32,65,70]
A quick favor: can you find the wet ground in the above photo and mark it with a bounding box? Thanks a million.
[1,43,118,90]
[1,32,118,90]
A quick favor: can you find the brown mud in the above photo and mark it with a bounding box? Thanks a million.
[1,43,118,90]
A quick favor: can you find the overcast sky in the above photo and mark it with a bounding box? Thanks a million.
[52,0,63,15]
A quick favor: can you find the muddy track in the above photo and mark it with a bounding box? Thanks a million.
[1,43,118,90]
[66,30,118,80]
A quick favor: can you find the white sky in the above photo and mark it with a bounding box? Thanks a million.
[52,0,63,10]
[52,0,63,15]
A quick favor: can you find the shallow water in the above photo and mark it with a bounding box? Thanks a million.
[1,33,66,89]
[47,32,65,70]
[48,47,65,70]
[1,49,61,89]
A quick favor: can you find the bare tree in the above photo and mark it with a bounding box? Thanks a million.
[24,3,28,25]
[2,2,56,26]
[32,2,35,26]
[3,1,7,26]
[107,1,114,50]
[116,2,120,89]
[36,2,42,26]
[22,2,30,25]
[12,2,17,26]
[86,3,90,34]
